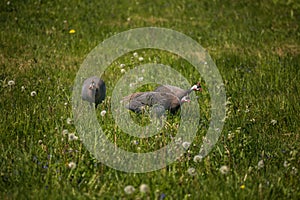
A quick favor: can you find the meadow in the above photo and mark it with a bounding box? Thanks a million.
[0,0,300,199]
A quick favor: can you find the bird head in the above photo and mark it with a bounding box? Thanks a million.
[191,82,202,91]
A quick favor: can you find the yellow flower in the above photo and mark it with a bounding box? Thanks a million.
[69,29,76,34]
[240,184,245,189]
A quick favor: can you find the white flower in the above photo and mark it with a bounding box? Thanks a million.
[138,57,144,61]
[133,52,138,57]
[100,110,107,117]
[8,80,15,86]
[66,117,73,124]
[182,141,191,150]
[124,185,135,194]
[187,167,196,176]
[21,86,25,91]
[62,129,68,136]
[139,184,150,193]
[291,167,298,175]
[38,139,43,145]
[68,133,78,141]
[138,77,144,82]
[270,119,277,125]
[283,160,289,168]
[121,69,126,73]
[193,155,203,163]
[68,161,76,169]
[30,91,37,96]
[131,140,138,145]
[257,160,264,169]
[120,63,126,68]
[219,165,230,175]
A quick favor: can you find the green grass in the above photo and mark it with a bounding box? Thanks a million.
[1,0,300,199]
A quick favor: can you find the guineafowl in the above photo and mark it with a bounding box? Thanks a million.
[123,91,190,115]
[81,76,106,108]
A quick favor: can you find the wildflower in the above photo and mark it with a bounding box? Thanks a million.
[31,91,37,96]
[193,155,203,163]
[139,184,150,193]
[69,29,76,34]
[138,57,144,61]
[21,86,25,91]
[187,167,196,176]
[38,139,43,145]
[270,119,277,125]
[240,184,245,189]
[133,52,138,57]
[160,193,166,200]
[131,140,138,145]
[291,167,298,175]
[120,63,126,68]
[283,160,289,168]
[138,77,144,82]
[68,133,78,141]
[64,102,68,106]
[62,129,68,136]
[182,141,191,150]
[219,165,230,175]
[66,117,73,124]
[8,80,15,86]
[257,160,264,169]
[124,185,135,194]
[100,110,107,117]
[121,69,126,73]
[68,161,76,169]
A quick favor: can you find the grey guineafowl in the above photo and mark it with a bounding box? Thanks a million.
[123,92,190,114]
[81,76,106,108]
[154,82,202,99]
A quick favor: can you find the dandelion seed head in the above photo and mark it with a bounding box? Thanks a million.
[133,52,138,57]
[193,155,203,163]
[139,184,150,193]
[68,133,78,141]
[219,165,230,175]
[187,167,196,176]
[182,141,191,150]
[100,110,107,117]
[62,129,68,136]
[68,161,76,169]
[66,117,73,124]
[138,57,144,61]
[31,91,37,96]
[120,63,126,68]
[124,185,135,194]
[8,80,15,86]
[121,69,126,73]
